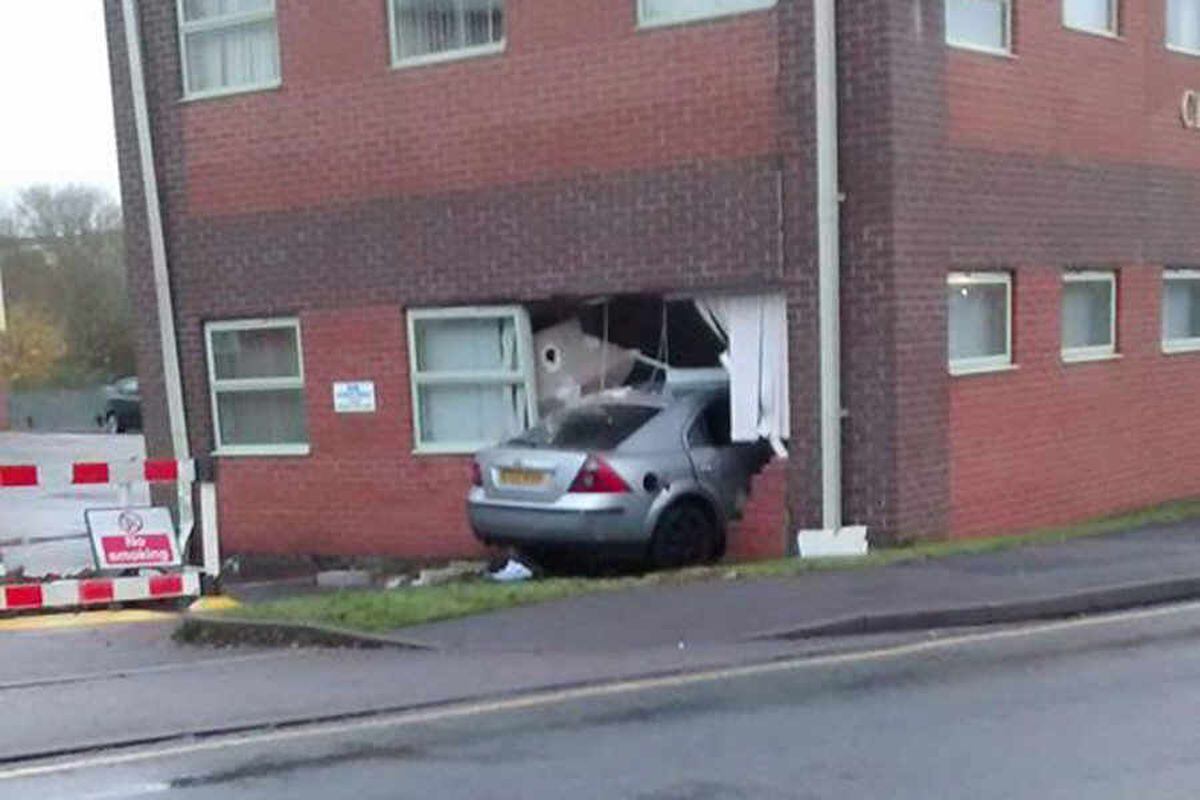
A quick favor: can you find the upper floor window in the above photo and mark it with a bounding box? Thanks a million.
[1163,270,1200,353]
[948,272,1013,376]
[1062,271,1117,362]
[1167,0,1200,54]
[178,0,281,99]
[1063,0,1118,36]
[638,0,776,28]
[945,0,1011,54]
[389,0,505,67]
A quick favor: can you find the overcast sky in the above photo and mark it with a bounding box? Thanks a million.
[0,0,121,208]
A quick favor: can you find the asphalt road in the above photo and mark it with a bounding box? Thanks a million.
[0,432,146,577]
[9,601,1200,799]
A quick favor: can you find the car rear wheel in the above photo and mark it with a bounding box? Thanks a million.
[649,501,720,570]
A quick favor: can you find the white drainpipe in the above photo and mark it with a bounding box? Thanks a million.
[122,0,194,542]
[814,0,843,531]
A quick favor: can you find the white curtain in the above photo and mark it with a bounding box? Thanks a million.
[1169,0,1200,50]
[217,389,307,445]
[695,293,789,454]
[642,0,769,22]
[945,0,1008,49]
[414,316,528,446]
[1062,281,1113,350]
[1164,280,1200,342]
[186,22,279,94]
[394,0,504,60]
[947,283,1007,361]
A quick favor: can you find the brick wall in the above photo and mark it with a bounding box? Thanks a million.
[941,0,1200,537]
[217,305,482,557]
[105,0,818,560]
[951,266,1200,536]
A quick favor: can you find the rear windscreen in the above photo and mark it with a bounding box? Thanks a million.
[513,405,660,450]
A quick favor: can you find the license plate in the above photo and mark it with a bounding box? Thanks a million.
[498,468,547,487]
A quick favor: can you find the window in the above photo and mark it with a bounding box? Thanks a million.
[408,307,536,453]
[1063,0,1117,35]
[945,0,1011,54]
[688,395,733,448]
[178,0,280,99]
[388,0,504,66]
[638,0,776,28]
[1061,271,1117,362]
[948,273,1013,375]
[516,405,661,451]
[205,319,308,455]
[1168,0,1200,53]
[1163,270,1200,353]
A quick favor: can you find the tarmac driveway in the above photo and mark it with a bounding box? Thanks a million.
[0,432,147,578]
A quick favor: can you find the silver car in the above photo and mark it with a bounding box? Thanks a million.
[467,386,769,568]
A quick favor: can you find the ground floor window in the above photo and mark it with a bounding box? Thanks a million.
[205,318,308,455]
[945,0,1011,54]
[1061,271,1117,362]
[407,306,537,454]
[947,272,1012,375]
[638,0,775,27]
[1163,269,1200,353]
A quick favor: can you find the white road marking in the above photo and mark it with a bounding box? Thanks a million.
[4,597,1200,782]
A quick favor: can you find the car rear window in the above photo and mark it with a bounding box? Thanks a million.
[513,405,660,450]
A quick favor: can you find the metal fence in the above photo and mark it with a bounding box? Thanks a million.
[6,388,107,433]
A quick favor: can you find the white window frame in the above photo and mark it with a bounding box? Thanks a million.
[1062,0,1119,37]
[1167,0,1200,56]
[948,272,1014,376]
[945,0,1013,56]
[1061,270,1118,363]
[637,0,777,30]
[1162,269,1200,354]
[177,0,282,101]
[407,306,538,455]
[205,317,309,457]
[387,0,506,70]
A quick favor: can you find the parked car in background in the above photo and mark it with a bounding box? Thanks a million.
[468,385,770,569]
[100,377,141,434]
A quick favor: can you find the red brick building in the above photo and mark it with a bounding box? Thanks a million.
[104,0,1200,562]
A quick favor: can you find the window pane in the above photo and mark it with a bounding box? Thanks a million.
[415,317,518,373]
[945,0,1008,50]
[185,21,279,94]
[1164,279,1200,342]
[948,281,1008,362]
[216,389,307,446]
[418,384,528,445]
[1168,0,1200,50]
[393,0,504,60]
[641,0,773,24]
[183,0,272,23]
[1064,0,1113,31]
[211,326,300,381]
[1062,279,1114,350]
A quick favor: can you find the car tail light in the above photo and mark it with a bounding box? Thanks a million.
[569,456,630,494]
[470,461,483,487]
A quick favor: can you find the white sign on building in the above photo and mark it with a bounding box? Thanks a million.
[333,381,377,414]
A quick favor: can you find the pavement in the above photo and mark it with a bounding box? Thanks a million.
[220,516,1200,655]
[8,598,1200,798]
[0,432,147,578]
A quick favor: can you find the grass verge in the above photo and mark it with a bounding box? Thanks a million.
[196,498,1200,637]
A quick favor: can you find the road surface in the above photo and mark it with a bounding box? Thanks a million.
[0,432,146,577]
[7,600,1200,798]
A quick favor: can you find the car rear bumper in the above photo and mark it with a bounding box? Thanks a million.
[467,497,650,546]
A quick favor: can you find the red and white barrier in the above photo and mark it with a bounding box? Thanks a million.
[0,459,194,489]
[0,570,201,612]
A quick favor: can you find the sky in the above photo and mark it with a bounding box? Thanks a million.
[0,0,121,209]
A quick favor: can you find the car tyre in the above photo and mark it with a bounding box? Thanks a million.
[649,501,720,570]
[105,413,124,434]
